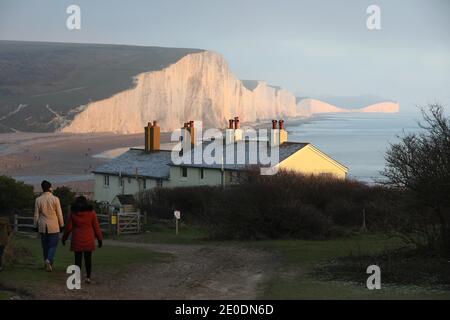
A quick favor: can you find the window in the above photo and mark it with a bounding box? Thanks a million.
[181,167,188,178]
[103,175,110,187]
[200,168,204,180]
[143,179,147,189]
[157,179,163,188]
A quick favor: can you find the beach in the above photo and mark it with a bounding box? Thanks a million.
[0,132,150,192]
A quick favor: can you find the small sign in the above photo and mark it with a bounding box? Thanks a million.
[174,210,181,220]
[111,215,117,225]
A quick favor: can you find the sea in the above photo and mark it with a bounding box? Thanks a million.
[287,112,421,183]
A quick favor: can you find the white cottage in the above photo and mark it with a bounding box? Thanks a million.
[93,119,348,203]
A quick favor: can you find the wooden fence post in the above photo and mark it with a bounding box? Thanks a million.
[116,213,120,237]
[14,214,18,233]
[137,213,141,233]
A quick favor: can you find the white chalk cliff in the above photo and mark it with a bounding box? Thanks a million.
[62,51,300,134]
[62,51,399,134]
[297,99,400,115]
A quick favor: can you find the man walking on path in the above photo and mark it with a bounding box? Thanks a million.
[34,180,64,272]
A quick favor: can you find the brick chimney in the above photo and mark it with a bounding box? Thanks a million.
[279,120,288,144]
[144,121,160,152]
[180,120,196,153]
[272,119,278,130]
[188,121,195,147]
[269,119,279,147]
[234,117,240,129]
[269,119,288,146]
[225,119,235,144]
[234,116,243,142]
[144,122,152,152]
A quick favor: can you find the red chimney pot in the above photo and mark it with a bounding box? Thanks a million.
[234,117,240,129]
[272,120,278,129]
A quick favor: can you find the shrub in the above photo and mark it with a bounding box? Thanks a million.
[53,186,76,215]
[383,104,450,256]
[0,176,35,216]
[140,171,398,240]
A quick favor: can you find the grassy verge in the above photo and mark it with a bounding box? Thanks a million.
[119,219,209,244]
[0,291,13,300]
[250,234,450,299]
[316,248,450,289]
[0,234,172,299]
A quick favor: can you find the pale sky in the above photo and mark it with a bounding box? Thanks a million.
[1,0,449,111]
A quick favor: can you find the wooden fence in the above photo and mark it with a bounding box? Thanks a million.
[96,213,111,234]
[117,212,141,235]
[12,210,144,237]
[13,214,35,235]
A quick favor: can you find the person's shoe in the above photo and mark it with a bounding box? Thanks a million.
[45,260,53,272]
[85,278,91,284]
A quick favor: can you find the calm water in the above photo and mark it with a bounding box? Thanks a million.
[287,113,420,183]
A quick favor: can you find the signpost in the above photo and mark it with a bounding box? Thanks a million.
[174,210,181,235]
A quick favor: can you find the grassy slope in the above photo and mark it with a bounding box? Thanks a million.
[252,235,450,300]
[0,235,171,299]
[0,41,203,131]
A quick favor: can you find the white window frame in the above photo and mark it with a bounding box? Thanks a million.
[103,175,110,187]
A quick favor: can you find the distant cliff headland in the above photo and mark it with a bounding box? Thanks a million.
[0,41,399,134]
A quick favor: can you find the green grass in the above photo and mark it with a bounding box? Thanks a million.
[248,234,450,299]
[0,235,172,297]
[121,220,209,244]
[0,291,13,300]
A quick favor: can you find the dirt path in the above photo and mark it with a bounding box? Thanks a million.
[35,241,280,300]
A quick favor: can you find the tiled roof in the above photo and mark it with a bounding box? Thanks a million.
[93,149,171,179]
[93,141,311,178]
[170,140,309,171]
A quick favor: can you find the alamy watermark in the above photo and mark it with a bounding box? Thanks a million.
[366,265,381,290]
[66,265,81,290]
[170,121,281,176]
[66,5,81,30]
[366,5,381,30]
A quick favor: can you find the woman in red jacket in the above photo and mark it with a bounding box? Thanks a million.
[62,196,103,283]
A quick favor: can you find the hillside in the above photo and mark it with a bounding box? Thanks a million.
[0,41,203,132]
[0,41,399,134]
